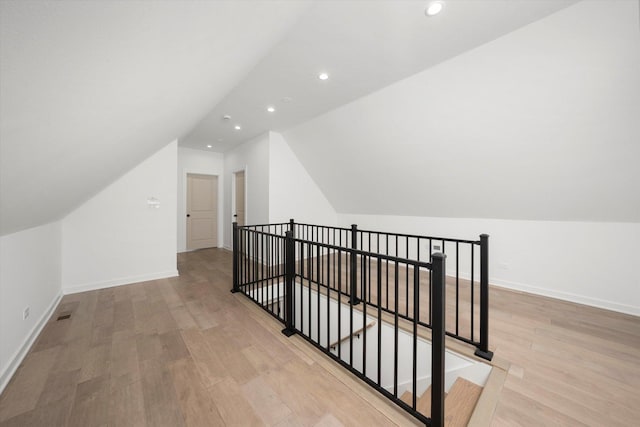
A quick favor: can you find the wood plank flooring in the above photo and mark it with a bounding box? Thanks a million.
[1,248,639,426]
[490,287,640,426]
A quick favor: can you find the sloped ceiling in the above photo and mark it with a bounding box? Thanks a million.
[3,0,636,235]
[181,0,578,152]
[0,0,311,235]
[283,0,640,223]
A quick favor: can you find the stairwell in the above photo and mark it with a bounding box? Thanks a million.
[250,280,492,425]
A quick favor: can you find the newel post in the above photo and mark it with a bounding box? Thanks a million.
[231,222,239,293]
[281,230,296,337]
[349,224,360,305]
[475,234,494,361]
[431,252,446,427]
[289,218,295,237]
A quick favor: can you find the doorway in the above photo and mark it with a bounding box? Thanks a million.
[186,173,218,250]
[234,170,245,226]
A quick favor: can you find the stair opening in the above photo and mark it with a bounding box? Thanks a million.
[232,220,494,426]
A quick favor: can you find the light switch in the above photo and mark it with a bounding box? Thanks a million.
[147,197,160,208]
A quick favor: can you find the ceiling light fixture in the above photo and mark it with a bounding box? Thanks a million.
[267,106,276,113]
[207,145,212,148]
[318,72,329,81]
[234,125,241,130]
[425,1,444,16]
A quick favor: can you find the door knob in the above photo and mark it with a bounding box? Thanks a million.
[187,214,190,217]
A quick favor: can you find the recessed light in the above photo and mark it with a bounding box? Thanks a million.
[234,125,241,130]
[207,145,212,148]
[318,72,329,81]
[223,115,231,120]
[425,1,444,16]
[267,106,276,113]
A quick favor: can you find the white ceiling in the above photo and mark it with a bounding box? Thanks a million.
[0,0,311,235]
[181,0,578,152]
[3,0,606,236]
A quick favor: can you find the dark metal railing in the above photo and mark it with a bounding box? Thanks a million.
[232,220,492,426]
[232,225,288,322]
[291,222,492,359]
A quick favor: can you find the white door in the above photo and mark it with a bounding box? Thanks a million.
[235,171,245,226]
[187,174,218,250]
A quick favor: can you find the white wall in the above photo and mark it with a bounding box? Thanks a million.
[0,221,63,393]
[177,147,224,252]
[284,0,640,223]
[62,141,178,293]
[269,132,337,225]
[223,132,270,248]
[279,1,640,315]
[222,131,338,248]
[0,1,311,236]
[339,213,640,316]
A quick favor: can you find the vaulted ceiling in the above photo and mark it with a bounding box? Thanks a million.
[282,0,640,223]
[0,0,311,235]
[3,0,636,236]
[181,0,578,152]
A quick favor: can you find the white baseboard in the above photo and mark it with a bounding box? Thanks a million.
[63,270,179,295]
[179,246,228,254]
[446,270,639,316]
[490,278,640,317]
[0,290,63,394]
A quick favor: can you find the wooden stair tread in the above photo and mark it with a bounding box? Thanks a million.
[417,386,432,416]
[444,378,482,427]
[400,391,413,405]
[399,386,434,416]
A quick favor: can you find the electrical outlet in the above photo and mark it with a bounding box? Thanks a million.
[23,307,30,320]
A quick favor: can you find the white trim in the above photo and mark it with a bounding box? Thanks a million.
[0,290,63,394]
[490,278,640,317]
[63,270,179,295]
[232,166,248,225]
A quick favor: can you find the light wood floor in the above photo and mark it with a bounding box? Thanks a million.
[1,248,639,426]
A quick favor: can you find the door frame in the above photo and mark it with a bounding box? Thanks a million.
[232,167,248,227]
[181,169,222,250]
